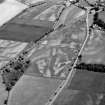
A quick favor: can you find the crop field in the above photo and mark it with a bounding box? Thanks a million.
[0,22,53,42]
[7,75,62,105]
[0,0,105,105]
[24,14,86,79]
[68,70,105,93]
[50,70,105,105]
[53,88,104,105]
[0,39,28,105]
[0,39,28,67]
[0,0,27,27]
[0,0,58,42]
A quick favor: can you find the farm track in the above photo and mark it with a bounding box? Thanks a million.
[0,1,68,105]
[0,1,85,105]
[45,7,91,105]
[0,0,105,105]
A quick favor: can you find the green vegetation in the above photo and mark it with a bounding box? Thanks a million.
[1,54,30,91]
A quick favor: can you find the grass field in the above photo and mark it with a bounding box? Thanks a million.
[0,0,57,42]
[0,0,27,27]
[0,39,27,68]
[0,22,53,42]
[53,88,104,105]
[52,70,105,105]
[7,75,62,105]
[1,1,105,105]
[68,70,105,93]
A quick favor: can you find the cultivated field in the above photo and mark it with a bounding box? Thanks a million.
[7,75,62,105]
[0,0,105,105]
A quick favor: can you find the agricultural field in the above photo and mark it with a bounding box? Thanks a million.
[53,88,104,105]
[0,40,28,66]
[0,0,105,105]
[0,0,28,26]
[7,75,62,105]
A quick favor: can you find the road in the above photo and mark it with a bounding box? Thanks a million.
[45,8,91,105]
